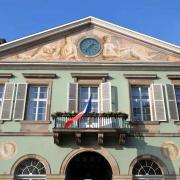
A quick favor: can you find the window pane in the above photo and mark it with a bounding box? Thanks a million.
[37,113,45,120]
[132,101,141,121]
[29,86,38,99]
[132,87,140,99]
[91,102,98,112]
[26,101,37,120]
[39,87,48,98]
[141,87,149,99]
[79,102,87,112]
[80,87,88,99]
[142,101,151,121]
[90,87,98,99]
[0,85,4,98]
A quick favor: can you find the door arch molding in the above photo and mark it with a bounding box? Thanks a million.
[60,147,120,176]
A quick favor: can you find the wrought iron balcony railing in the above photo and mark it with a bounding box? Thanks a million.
[52,112,129,129]
[52,112,129,145]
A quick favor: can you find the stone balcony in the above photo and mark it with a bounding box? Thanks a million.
[52,112,129,145]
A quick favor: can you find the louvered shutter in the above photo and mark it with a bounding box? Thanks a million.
[148,87,154,121]
[151,84,166,121]
[166,84,179,121]
[100,82,112,112]
[68,83,78,112]
[0,83,15,120]
[13,83,27,120]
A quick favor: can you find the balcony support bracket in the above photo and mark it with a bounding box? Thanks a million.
[54,132,60,145]
[75,133,81,145]
[98,133,104,145]
[119,133,126,145]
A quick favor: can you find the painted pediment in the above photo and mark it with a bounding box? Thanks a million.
[0,17,179,62]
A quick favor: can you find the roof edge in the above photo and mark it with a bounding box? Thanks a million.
[0,16,179,55]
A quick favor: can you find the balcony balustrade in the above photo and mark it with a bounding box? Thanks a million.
[52,112,129,145]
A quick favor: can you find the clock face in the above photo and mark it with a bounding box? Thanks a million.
[79,38,101,57]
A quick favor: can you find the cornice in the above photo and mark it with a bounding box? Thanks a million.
[0,62,180,71]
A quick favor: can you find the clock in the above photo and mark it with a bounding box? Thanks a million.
[79,37,101,57]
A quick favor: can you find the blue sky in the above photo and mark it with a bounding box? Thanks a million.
[0,0,180,45]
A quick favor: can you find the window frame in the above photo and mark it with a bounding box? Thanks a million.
[26,85,48,121]
[24,78,52,122]
[131,85,151,122]
[78,85,100,113]
[128,79,154,122]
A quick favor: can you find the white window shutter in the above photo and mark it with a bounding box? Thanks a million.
[151,84,166,121]
[148,87,154,121]
[0,83,16,120]
[13,83,28,120]
[165,84,179,121]
[68,83,78,112]
[100,82,112,112]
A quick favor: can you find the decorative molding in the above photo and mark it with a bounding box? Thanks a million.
[0,73,13,78]
[23,73,57,78]
[0,16,179,58]
[0,141,17,160]
[167,74,180,79]
[128,154,169,175]
[71,73,109,78]
[1,132,180,137]
[124,74,157,79]
[59,147,120,176]
[71,73,109,83]
[11,154,51,175]
[1,62,180,71]
[160,142,179,160]
[0,132,53,136]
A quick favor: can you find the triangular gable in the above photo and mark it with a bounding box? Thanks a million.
[0,16,179,62]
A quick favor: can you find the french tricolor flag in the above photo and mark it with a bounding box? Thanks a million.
[64,95,92,128]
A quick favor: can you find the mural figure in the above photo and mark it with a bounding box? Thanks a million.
[61,37,78,60]
[102,35,144,60]
[33,44,57,59]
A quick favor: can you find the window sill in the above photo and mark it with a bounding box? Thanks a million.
[174,121,180,125]
[20,120,50,133]
[130,121,160,125]
[20,120,51,124]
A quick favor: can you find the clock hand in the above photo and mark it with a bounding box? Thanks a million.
[86,43,95,52]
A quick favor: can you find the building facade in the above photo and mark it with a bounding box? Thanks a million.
[0,17,180,180]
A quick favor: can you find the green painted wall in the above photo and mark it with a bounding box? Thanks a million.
[0,68,180,176]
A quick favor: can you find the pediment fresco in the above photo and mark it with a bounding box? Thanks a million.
[0,27,179,62]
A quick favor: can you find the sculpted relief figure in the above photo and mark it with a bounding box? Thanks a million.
[61,37,78,60]
[102,35,145,60]
[15,37,78,60]
[33,44,57,59]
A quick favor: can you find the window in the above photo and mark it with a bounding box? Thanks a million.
[132,159,163,180]
[68,82,111,113]
[14,158,46,180]
[26,86,48,121]
[131,86,151,121]
[79,86,99,112]
[175,86,180,119]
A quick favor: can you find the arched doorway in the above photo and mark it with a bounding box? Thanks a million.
[65,151,112,180]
